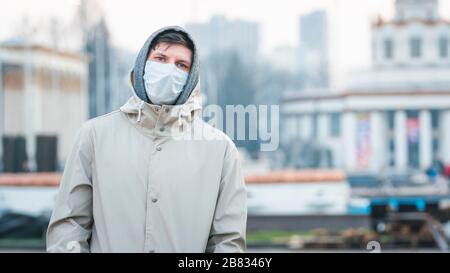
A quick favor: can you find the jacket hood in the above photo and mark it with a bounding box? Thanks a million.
[132,25,200,105]
[120,26,202,136]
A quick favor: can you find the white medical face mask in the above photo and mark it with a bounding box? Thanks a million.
[143,60,189,105]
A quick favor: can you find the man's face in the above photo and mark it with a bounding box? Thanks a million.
[148,42,192,73]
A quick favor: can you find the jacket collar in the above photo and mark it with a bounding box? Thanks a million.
[120,70,202,137]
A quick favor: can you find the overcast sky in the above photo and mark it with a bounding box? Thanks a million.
[1,0,450,85]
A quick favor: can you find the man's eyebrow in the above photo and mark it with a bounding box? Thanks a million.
[152,51,167,57]
[177,58,191,65]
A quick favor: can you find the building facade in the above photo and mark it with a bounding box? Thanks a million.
[186,16,260,105]
[186,15,260,64]
[0,42,88,172]
[85,19,112,118]
[282,0,450,172]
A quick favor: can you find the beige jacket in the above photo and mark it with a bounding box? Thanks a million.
[46,73,247,253]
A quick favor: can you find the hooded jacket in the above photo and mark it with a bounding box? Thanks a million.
[46,26,247,253]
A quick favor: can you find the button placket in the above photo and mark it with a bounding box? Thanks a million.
[149,137,164,203]
[144,150,155,251]
[144,118,166,252]
[145,141,161,252]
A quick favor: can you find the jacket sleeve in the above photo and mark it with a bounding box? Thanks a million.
[206,140,247,253]
[46,122,94,253]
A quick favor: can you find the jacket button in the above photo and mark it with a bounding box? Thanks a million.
[156,146,162,151]
[164,108,170,113]
[159,127,165,132]
[152,197,158,203]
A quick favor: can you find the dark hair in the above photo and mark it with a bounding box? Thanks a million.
[150,30,194,52]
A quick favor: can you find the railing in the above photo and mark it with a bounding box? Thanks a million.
[0,170,347,187]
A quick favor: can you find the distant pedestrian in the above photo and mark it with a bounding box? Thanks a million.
[426,164,439,184]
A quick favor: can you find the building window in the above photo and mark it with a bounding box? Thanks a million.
[406,110,420,168]
[2,136,28,172]
[3,63,24,91]
[439,37,448,58]
[389,139,395,167]
[433,138,439,158]
[431,109,440,161]
[410,37,422,58]
[430,109,440,129]
[36,135,58,172]
[384,38,394,59]
[387,110,395,129]
[329,112,341,137]
[387,110,396,167]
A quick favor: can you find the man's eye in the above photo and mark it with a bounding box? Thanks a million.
[155,57,165,62]
[177,63,187,69]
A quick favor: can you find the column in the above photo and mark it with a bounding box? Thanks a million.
[419,110,432,169]
[318,113,330,168]
[343,111,356,171]
[0,57,3,166]
[24,45,36,171]
[300,114,312,140]
[290,116,298,140]
[441,110,450,164]
[370,111,386,172]
[318,113,329,142]
[394,110,407,171]
[297,116,303,140]
[294,114,301,139]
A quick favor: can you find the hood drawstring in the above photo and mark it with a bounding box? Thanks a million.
[133,100,193,129]
[137,101,144,122]
[178,108,191,127]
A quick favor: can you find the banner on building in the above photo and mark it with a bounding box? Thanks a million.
[356,113,371,169]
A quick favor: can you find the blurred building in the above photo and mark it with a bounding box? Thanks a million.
[266,46,300,73]
[186,16,260,105]
[186,15,260,64]
[85,19,112,118]
[109,47,135,110]
[282,0,450,172]
[0,41,88,172]
[298,10,330,88]
[82,15,134,117]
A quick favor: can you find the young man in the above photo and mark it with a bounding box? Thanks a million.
[46,26,247,253]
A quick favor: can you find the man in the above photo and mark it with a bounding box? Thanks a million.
[46,26,247,253]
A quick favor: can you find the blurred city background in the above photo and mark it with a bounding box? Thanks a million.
[1,0,450,252]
